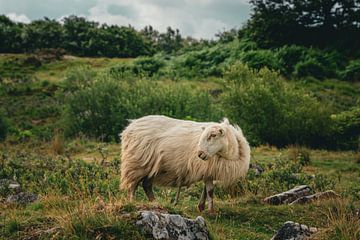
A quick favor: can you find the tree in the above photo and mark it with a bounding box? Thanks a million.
[22,18,64,52]
[247,0,360,53]
[0,15,24,53]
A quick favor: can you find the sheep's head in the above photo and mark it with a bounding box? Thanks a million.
[197,123,228,161]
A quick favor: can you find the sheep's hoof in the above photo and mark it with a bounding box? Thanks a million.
[197,203,205,212]
[208,209,217,216]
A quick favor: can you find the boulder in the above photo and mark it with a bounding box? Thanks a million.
[264,185,311,205]
[289,190,340,204]
[136,211,210,240]
[6,192,38,204]
[271,221,317,240]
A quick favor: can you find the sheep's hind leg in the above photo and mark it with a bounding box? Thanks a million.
[173,185,181,205]
[197,184,206,212]
[142,176,155,201]
[205,180,215,214]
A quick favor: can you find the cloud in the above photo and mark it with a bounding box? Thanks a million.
[0,0,251,39]
[87,0,250,39]
[6,13,31,23]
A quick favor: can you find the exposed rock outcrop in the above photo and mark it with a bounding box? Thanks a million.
[136,211,210,240]
[271,221,317,240]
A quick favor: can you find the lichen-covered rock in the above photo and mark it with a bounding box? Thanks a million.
[0,179,21,194]
[271,221,317,240]
[136,211,210,240]
[289,190,340,204]
[249,163,265,176]
[6,192,38,204]
[264,185,311,205]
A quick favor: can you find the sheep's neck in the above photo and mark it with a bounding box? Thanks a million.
[218,129,240,162]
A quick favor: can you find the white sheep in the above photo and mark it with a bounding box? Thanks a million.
[120,115,250,213]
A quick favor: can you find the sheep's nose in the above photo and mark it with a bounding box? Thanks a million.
[198,150,208,160]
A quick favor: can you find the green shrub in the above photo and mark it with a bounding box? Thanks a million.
[222,62,333,148]
[341,60,360,82]
[63,72,219,141]
[63,66,97,92]
[276,45,307,76]
[0,111,9,141]
[171,45,230,78]
[294,58,328,79]
[287,146,311,166]
[241,49,279,70]
[132,56,165,77]
[331,107,360,150]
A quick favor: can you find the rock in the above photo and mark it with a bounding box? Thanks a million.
[136,211,210,240]
[289,190,340,204]
[0,179,21,194]
[264,185,311,205]
[6,192,38,204]
[249,163,265,176]
[271,221,317,240]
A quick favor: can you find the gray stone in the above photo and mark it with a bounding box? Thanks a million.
[6,192,38,204]
[0,179,21,194]
[249,163,265,176]
[264,185,312,205]
[271,221,317,240]
[289,190,340,205]
[136,211,210,240]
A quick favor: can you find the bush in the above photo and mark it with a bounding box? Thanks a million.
[276,45,307,76]
[341,60,360,82]
[63,66,97,92]
[287,146,311,166]
[294,58,328,79]
[331,107,360,150]
[241,49,279,70]
[222,62,333,148]
[63,72,219,141]
[0,112,9,141]
[171,45,230,78]
[132,56,165,77]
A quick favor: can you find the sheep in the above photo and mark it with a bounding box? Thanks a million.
[120,115,250,213]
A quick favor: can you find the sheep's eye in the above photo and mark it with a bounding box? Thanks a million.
[210,133,217,138]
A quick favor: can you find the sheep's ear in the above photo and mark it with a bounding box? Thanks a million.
[222,118,230,125]
[219,128,225,136]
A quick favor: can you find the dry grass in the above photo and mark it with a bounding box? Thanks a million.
[313,199,360,240]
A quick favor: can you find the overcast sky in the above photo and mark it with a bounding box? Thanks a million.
[0,0,251,39]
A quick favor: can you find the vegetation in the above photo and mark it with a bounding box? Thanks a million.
[0,0,359,239]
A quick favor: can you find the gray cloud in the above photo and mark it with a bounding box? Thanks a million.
[0,0,251,39]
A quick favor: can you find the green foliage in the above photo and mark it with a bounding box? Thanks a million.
[276,45,307,76]
[241,49,279,70]
[63,70,219,141]
[247,0,360,54]
[110,56,165,78]
[222,62,333,148]
[287,146,311,166]
[0,111,9,141]
[246,157,334,196]
[172,45,229,78]
[294,58,329,79]
[331,107,360,150]
[341,60,360,82]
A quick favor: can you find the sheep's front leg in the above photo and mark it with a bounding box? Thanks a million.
[142,176,155,201]
[205,180,215,214]
[197,185,206,212]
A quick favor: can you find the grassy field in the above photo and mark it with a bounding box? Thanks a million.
[0,54,359,239]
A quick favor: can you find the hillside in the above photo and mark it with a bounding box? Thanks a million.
[0,52,359,239]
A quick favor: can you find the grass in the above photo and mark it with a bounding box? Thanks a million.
[0,53,359,239]
[1,140,359,239]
